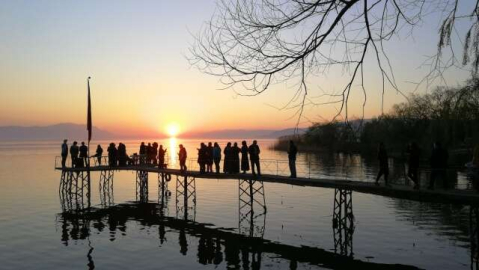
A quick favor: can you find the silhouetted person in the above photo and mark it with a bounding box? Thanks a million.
[118,143,127,167]
[198,143,207,174]
[240,141,250,173]
[206,142,213,173]
[249,140,261,176]
[429,142,449,189]
[70,141,79,168]
[147,143,153,164]
[158,145,167,169]
[139,142,146,164]
[179,144,187,173]
[288,140,298,178]
[132,153,139,165]
[213,142,221,173]
[107,143,117,167]
[61,139,68,168]
[223,142,232,173]
[375,142,389,186]
[79,142,88,167]
[407,142,420,189]
[152,142,158,165]
[93,145,103,165]
[231,142,240,173]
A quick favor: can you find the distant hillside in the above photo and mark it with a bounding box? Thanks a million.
[0,124,306,141]
[0,123,116,141]
[183,128,306,139]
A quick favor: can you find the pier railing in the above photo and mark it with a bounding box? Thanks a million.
[54,155,475,190]
[55,155,341,178]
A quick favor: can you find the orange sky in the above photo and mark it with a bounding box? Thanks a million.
[0,1,472,137]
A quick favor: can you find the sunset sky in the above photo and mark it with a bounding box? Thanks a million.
[0,0,472,137]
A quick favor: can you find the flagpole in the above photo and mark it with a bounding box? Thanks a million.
[87,76,92,208]
[87,77,91,167]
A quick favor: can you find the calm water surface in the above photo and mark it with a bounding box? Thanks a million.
[0,139,477,269]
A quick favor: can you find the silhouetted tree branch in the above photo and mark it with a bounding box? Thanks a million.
[190,0,479,127]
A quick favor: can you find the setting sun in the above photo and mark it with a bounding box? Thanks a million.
[166,123,180,137]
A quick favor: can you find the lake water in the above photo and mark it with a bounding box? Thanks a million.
[0,139,477,269]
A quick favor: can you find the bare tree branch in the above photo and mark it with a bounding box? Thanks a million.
[189,0,479,130]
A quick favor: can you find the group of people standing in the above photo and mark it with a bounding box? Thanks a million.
[375,141,449,190]
[61,139,89,168]
[139,142,168,168]
[61,139,178,170]
[106,143,132,167]
[60,139,299,178]
[196,140,263,176]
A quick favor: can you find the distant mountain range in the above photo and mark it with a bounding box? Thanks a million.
[0,124,306,141]
[182,128,306,139]
[0,123,115,141]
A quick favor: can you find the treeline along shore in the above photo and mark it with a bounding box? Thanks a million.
[272,78,479,165]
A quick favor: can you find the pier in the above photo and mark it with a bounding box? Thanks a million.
[55,156,479,208]
[56,156,479,269]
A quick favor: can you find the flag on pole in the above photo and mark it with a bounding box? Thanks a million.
[87,77,92,142]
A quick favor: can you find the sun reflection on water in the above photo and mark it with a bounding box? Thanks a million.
[169,137,177,166]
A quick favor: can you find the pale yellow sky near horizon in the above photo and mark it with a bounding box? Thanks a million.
[0,0,472,137]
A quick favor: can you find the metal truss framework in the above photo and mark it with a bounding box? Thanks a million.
[471,206,479,269]
[333,188,354,257]
[176,175,196,221]
[136,171,149,202]
[59,170,91,211]
[99,170,114,207]
[238,178,267,238]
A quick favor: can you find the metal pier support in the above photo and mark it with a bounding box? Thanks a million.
[471,206,479,269]
[136,171,149,202]
[176,175,196,221]
[332,188,354,257]
[59,170,91,210]
[99,170,114,207]
[59,171,74,211]
[238,178,267,238]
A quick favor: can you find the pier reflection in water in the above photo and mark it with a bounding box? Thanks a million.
[58,202,420,270]
[57,168,479,269]
[58,172,434,270]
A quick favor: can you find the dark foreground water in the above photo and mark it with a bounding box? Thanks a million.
[0,139,477,269]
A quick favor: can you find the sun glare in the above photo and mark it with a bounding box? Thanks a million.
[166,123,180,137]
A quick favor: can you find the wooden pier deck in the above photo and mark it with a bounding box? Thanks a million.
[56,165,479,205]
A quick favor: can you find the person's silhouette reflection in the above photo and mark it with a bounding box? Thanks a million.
[179,228,188,255]
[214,238,223,265]
[224,238,240,268]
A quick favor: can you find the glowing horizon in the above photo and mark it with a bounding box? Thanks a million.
[0,1,472,134]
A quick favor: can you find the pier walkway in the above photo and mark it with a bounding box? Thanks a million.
[55,156,479,206]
